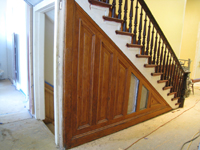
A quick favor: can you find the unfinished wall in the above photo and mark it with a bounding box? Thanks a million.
[180,0,200,78]
[0,0,8,79]
[144,0,187,58]
[44,12,54,86]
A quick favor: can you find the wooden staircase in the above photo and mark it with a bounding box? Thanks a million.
[84,0,189,108]
[63,0,190,148]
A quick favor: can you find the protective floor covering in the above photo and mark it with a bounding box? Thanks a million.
[0,118,58,150]
[0,79,27,115]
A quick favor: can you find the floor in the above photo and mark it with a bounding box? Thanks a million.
[0,79,58,150]
[1,79,200,150]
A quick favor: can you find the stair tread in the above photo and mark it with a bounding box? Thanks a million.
[136,54,151,58]
[116,30,134,36]
[168,92,177,96]
[163,86,173,90]
[89,0,112,8]
[144,64,157,68]
[151,72,163,76]
[172,97,180,101]
[157,80,168,83]
[103,16,123,23]
[127,43,143,48]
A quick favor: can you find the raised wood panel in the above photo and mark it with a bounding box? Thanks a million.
[44,83,54,124]
[113,58,129,119]
[97,42,114,124]
[76,19,95,130]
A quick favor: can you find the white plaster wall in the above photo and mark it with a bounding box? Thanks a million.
[44,14,54,86]
[0,0,8,79]
[6,0,28,96]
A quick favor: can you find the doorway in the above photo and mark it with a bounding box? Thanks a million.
[43,9,55,134]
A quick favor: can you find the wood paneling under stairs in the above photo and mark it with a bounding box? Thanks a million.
[44,82,54,124]
[63,2,172,149]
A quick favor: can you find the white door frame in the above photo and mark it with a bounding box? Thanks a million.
[33,0,65,148]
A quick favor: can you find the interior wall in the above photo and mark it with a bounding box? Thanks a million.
[0,0,8,79]
[180,0,200,78]
[44,12,54,86]
[6,0,28,96]
[144,0,187,57]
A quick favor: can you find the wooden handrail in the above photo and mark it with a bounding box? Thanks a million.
[137,0,185,73]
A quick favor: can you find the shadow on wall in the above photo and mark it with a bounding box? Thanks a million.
[14,33,19,82]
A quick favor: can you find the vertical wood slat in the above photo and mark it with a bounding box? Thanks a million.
[128,0,134,33]
[149,26,154,64]
[141,14,147,55]
[159,42,164,73]
[106,0,109,3]
[161,46,167,80]
[171,63,177,92]
[145,19,151,55]
[137,6,143,45]
[169,59,175,86]
[133,0,139,44]
[167,55,172,86]
[155,37,161,73]
[164,50,170,81]
[123,0,128,32]
[118,0,122,19]
[176,65,181,93]
[152,32,158,64]
[111,0,116,18]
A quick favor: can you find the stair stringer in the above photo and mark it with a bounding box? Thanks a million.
[75,0,178,109]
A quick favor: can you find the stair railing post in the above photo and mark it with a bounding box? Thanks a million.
[118,0,122,19]
[133,0,139,44]
[111,0,116,18]
[128,0,134,33]
[178,71,190,108]
[122,0,128,32]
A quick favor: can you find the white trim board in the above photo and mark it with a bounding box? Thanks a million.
[33,0,64,148]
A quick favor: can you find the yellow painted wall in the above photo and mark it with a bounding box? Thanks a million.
[180,0,200,78]
[144,0,187,58]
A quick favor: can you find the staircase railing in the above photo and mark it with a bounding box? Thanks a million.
[93,0,190,107]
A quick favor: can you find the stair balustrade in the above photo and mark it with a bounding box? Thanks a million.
[90,0,190,107]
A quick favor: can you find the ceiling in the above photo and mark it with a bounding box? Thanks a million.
[24,0,44,6]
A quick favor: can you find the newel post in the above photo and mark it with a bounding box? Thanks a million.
[178,71,190,108]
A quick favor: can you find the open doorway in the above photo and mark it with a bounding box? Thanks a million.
[43,9,55,134]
